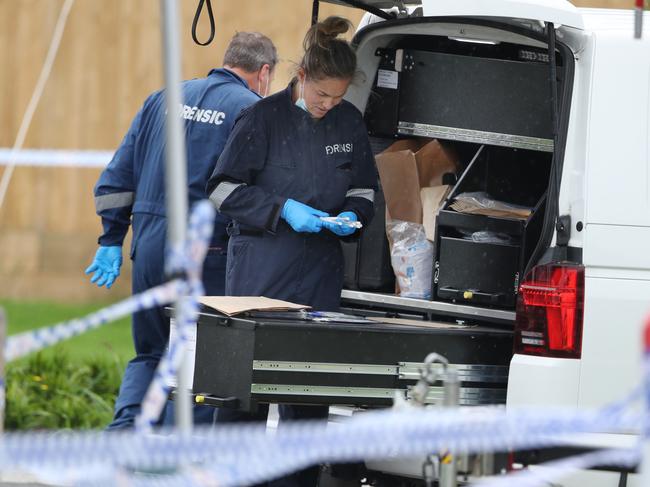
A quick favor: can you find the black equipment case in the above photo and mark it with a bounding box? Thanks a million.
[433,145,550,308]
[365,47,555,152]
[341,187,395,292]
[192,309,512,412]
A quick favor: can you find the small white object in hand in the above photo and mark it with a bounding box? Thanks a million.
[320,216,363,229]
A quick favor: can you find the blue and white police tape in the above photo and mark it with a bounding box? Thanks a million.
[136,200,216,432]
[0,397,642,487]
[3,200,215,430]
[5,279,185,362]
[473,447,640,487]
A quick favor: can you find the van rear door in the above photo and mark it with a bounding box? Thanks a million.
[314,0,584,28]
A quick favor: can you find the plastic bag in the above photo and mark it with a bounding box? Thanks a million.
[386,220,434,299]
[470,231,513,244]
[450,191,532,219]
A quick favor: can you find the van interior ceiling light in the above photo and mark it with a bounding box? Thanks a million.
[192,0,215,46]
[447,36,500,45]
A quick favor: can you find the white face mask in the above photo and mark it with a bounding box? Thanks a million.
[295,80,308,112]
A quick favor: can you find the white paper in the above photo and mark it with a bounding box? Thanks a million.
[377,69,399,89]
[166,317,197,389]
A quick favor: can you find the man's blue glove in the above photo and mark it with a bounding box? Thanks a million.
[323,211,359,237]
[281,199,328,233]
[85,246,122,289]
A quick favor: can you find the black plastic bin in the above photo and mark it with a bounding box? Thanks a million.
[342,186,395,292]
[433,145,551,308]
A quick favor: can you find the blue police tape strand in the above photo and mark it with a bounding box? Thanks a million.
[5,279,185,362]
[473,447,640,487]
[0,398,642,487]
[136,200,216,432]
[3,201,215,432]
[0,147,113,168]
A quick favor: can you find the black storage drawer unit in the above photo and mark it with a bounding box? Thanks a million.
[433,145,551,308]
[192,311,512,412]
[437,237,521,304]
[365,47,555,153]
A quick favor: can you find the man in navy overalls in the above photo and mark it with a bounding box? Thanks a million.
[86,32,277,429]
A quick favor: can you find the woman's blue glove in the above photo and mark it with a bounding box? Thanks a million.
[85,246,123,289]
[323,211,359,236]
[281,199,328,233]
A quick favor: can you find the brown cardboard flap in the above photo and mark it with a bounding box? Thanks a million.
[375,139,459,225]
[197,296,310,316]
[414,140,459,188]
[421,185,451,241]
[375,149,422,224]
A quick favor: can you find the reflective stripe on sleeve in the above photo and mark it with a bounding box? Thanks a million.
[209,181,245,209]
[94,192,134,212]
[345,188,375,203]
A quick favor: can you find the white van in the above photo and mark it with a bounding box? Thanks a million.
[330,1,650,485]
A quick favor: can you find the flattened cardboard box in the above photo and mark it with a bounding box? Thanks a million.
[197,296,310,316]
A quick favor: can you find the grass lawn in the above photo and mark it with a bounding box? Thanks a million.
[0,299,133,365]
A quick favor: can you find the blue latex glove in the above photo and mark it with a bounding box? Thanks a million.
[85,246,123,289]
[323,211,359,236]
[281,199,328,233]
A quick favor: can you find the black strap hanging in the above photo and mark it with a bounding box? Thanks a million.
[311,0,320,25]
[192,0,216,46]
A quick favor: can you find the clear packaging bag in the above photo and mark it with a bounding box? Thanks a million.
[386,220,434,299]
[470,231,513,244]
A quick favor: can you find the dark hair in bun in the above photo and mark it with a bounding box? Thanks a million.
[300,16,357,81]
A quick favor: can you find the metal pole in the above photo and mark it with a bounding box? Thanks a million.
[160,0,191,432]
[0,308,5,434]
[439,367,459,487]
[635,0,644,39]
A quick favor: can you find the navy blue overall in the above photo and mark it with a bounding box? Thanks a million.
[207,81,377,485]
[93,69,260,429]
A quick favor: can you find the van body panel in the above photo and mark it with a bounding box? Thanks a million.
[558,34,592,249]
[327,0,583,28]
[529,468,640,487]
[506,355,580,407]
[578,276,648,410]
[584,224,650,273]
[584,34,650,227]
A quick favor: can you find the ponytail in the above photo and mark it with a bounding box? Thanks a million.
[300,16,357,81]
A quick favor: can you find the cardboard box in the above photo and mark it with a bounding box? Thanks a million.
[375,139,458,225]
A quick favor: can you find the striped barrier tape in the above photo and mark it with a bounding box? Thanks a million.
[4,201,215,430]
[473,447,640,487]
[5,280,185,362]
[0,147,113,168]
[0,397,642,486]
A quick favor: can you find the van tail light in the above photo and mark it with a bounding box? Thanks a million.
[514,263,584,359]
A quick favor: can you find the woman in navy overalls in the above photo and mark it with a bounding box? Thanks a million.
[207,16,377,486]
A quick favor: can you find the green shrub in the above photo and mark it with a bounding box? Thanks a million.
[5,350,124,430]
